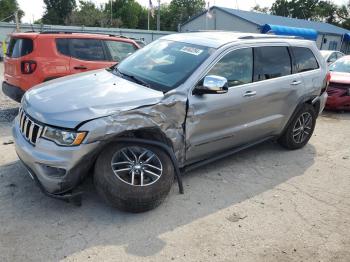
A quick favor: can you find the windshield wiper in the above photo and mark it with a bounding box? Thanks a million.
[115,68,150,88]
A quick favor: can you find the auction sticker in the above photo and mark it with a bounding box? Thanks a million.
[180,46,203,56]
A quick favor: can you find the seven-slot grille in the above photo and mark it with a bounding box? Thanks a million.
[18,108,43,145]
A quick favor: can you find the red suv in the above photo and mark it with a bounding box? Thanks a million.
[2,32,140,102]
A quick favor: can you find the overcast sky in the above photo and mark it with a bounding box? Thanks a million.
[18,0,349,23]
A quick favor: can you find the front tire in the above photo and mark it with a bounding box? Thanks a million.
[278,104,316,150]
[94,142,174,213]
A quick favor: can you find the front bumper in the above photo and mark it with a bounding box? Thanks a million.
[12,116,100,195]
[2,81,24,103]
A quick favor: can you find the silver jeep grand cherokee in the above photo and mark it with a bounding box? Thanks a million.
[13,32,328,212]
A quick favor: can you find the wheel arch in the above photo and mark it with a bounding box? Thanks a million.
[91,128,184,193]
[280,95,319,137]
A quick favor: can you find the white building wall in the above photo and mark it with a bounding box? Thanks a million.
[181,9,259,33]
[180,12,215,31]
[318,34,343,51]
[215,9,260,33]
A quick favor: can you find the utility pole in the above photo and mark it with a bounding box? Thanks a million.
[14,11,20,32]
[157,0,160,31]
[110,0,113,26]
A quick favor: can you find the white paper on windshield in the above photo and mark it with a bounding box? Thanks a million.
[180,46,204,56]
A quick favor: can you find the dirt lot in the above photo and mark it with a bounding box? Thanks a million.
[0,62,349,262]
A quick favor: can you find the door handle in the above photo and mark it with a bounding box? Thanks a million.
[291,80,302,86]
[74,66,88,70]
[243,91,257,97]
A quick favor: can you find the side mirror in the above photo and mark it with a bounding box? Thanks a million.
[193,75,229,95]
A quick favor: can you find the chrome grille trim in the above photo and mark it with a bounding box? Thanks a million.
[18,108,44,146]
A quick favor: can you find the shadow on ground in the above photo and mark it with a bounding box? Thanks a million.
[0,107,19,122]
[0,140,316,260]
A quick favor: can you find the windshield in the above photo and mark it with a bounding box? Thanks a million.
[115,40,214,92]
[329,59,350,73]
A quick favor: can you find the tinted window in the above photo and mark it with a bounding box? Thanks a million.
[105,40,137,61]
[7,38,33,58]
[208,48,253,87]
[254,46,291,81]
[70,39,106,61]
[56,38,70,56]
[292,47,319,73]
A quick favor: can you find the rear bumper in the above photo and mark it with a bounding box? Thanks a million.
[2,81,24,102]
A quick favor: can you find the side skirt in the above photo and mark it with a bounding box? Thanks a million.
[184,136,274,173]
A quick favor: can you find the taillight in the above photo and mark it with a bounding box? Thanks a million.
[326,72,331,83]
[21,60,37,74]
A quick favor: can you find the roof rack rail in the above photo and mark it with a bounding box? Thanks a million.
[39,31,130,39]
[239,34,303,40]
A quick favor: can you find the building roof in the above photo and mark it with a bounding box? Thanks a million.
[182,6,349,36]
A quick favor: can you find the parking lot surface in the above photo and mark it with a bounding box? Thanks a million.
[0,62,349,262]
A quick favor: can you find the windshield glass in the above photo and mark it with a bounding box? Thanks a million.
[329,59,350,73]
[115,40,214,92]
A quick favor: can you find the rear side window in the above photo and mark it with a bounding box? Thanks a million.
[7,38,33,58]
[254,46,291,81]
[56,38,70,56]
[70,39,106,61]
[292,47,319,73]
[104,40,137,61]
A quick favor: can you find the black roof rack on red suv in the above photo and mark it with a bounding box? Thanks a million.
[38,31,130,39]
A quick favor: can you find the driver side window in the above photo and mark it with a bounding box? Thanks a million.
[208,48,253,87]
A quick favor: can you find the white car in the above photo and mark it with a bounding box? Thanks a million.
[320,50,344,65]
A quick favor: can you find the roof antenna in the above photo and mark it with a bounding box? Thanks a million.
[235,0,239,10]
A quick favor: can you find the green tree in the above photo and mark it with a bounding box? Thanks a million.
[68,0,108,27]
[251,4,270,14]
[167,0,206,31]
[336,2,350,29]
[254,0,350,30]
[104,0,145,29]
[0,0,24,22]
[271,0,338,22]
[42,0,76,25]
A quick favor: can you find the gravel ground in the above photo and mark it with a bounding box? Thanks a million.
[0,64,349,262]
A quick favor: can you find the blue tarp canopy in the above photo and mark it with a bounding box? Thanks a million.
[343,33,350,41]
[261,24,318,40]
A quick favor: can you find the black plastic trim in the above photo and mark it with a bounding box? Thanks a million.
[2,81,24,103]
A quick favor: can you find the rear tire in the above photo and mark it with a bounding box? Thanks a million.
[278,104,316,150]
[94,142,174,213]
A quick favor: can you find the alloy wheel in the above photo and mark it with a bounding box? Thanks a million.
[292,112,313,144]
[111,146,163,186]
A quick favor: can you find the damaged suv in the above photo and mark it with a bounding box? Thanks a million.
[13,32,328,212]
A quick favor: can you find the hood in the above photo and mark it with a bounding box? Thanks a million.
[329,71,350,85]
[23,69,164,128]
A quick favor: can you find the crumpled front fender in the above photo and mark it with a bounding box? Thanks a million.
[79,91,188,165]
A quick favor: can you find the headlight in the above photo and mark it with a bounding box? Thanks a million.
[42,126,87,146]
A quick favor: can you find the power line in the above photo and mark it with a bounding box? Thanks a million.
[0,13,15,22]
